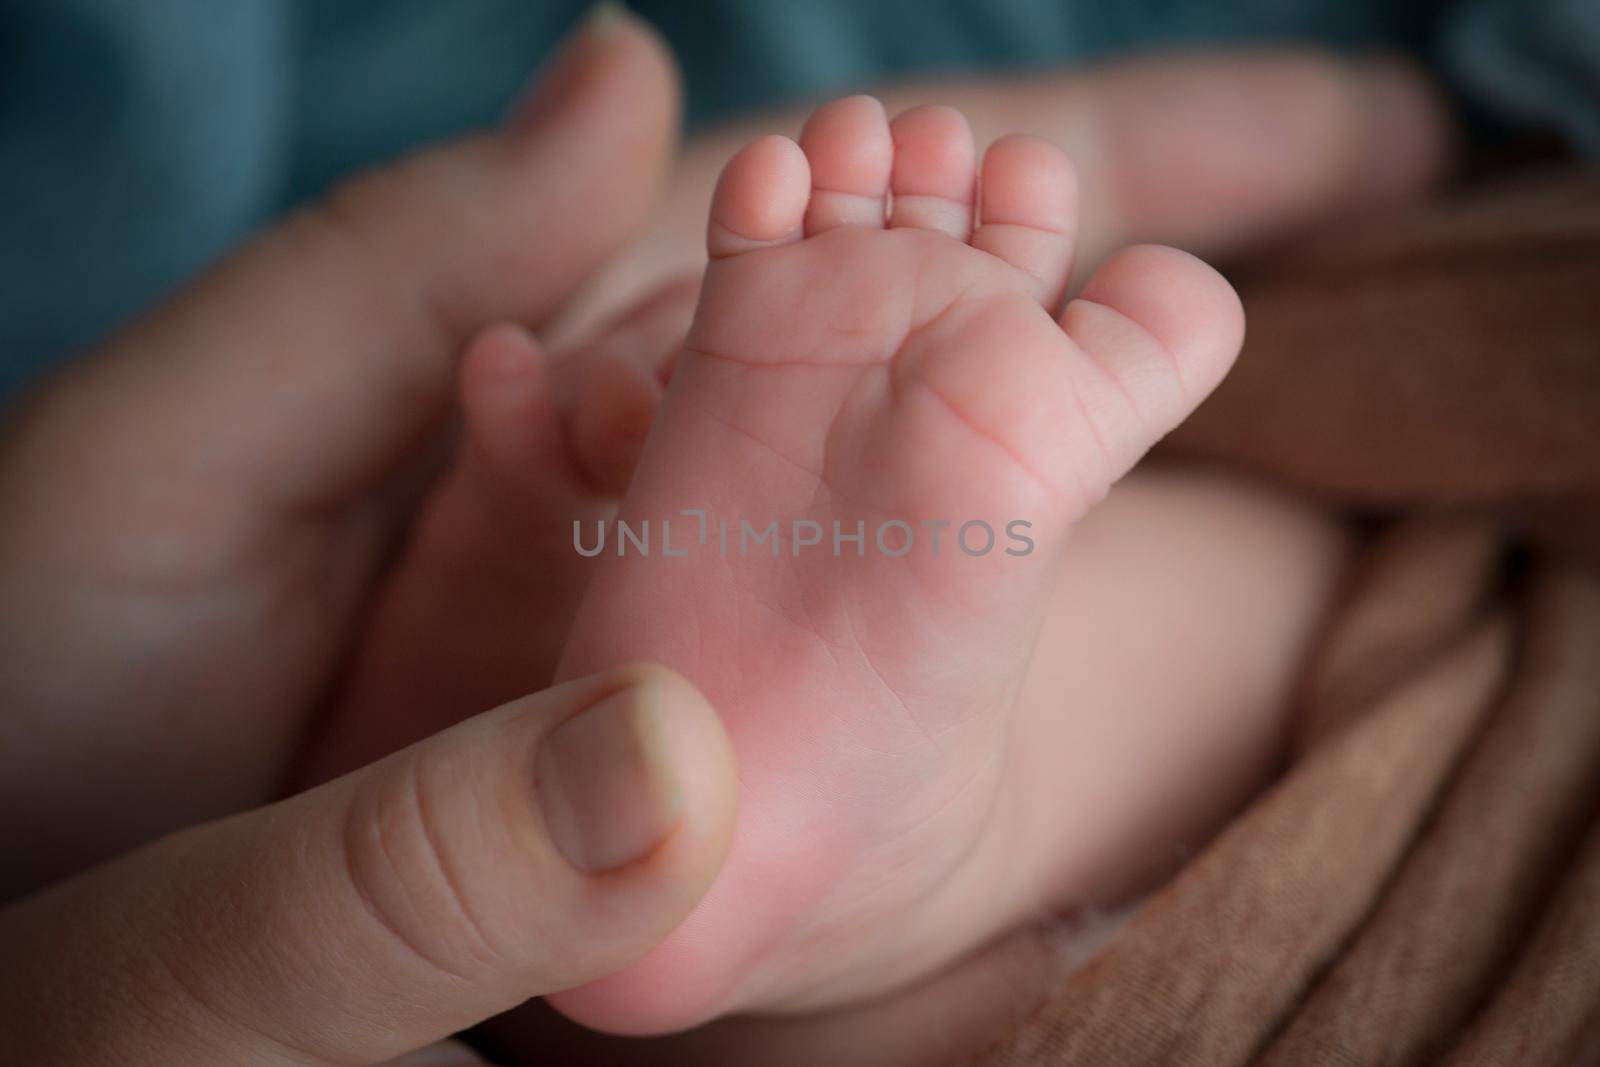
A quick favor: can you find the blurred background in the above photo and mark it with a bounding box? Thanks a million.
[1,0,1595,397]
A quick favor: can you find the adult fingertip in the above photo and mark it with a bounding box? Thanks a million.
[572,664,739,886]
[537,678,685,874]
[508,3,681,145]
[118,665,738,1066]
[332,664,737,1003]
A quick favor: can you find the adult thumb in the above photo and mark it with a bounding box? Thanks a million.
[0,665,736,1066]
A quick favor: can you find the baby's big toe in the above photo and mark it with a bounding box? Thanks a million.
[1058,244,1246,482]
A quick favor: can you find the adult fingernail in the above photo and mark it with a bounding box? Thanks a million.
[507,2,637,135]
[536,681,684,874]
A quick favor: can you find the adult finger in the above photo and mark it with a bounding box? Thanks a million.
[0,665,737,1067]
[0,5,681,897]
[11,4,680,520]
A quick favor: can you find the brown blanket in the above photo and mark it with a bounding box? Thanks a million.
[979,167,1600,1065]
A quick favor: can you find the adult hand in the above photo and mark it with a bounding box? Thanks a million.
[0,665,738,1066]
[0,7,678,899]
[0,15,745,1063]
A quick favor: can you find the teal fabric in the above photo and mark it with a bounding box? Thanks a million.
[0,0,1593,395]
[1443,0,1600,150]
[1,0,289,392]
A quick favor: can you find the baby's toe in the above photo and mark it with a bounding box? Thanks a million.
[707,135,811,259]
[888,105,977,240]
[800,95,892,235]
[972,135,1079,310]
[1058,244,1245,477]
[460,323,564,487]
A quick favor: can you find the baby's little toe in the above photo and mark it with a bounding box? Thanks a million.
[707,135,811,259]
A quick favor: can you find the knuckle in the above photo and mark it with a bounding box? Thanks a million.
[339,751,510,981]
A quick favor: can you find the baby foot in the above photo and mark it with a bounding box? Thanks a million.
[298,280,694,784]
[551,96,1244,1031]
[553,95,1248,1030]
